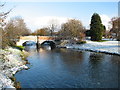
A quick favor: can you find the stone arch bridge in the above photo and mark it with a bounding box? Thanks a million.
[16,36,57,46]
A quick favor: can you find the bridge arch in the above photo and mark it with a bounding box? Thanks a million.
[41,41,56,49]
[22,41,36,46]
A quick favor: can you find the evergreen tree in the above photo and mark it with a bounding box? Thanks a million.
[90,13,104,41]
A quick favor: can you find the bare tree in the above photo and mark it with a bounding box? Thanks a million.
[48,19,59,36]
[3,17,31,47]
[0,3,12,48]
[109,17,120,40]
[60,19,85,40]
[34,27,48,36]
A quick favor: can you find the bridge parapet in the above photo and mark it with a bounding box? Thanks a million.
[20,36,37,41]
[38,36,55,40]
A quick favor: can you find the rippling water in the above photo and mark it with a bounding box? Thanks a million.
[15,46,120,88]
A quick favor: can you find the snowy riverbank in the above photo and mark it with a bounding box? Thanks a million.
[0,48,28,89]
[59,40,120,55]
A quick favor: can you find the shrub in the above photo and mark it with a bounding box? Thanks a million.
[13,45,25,51]
[10,76,16,82]
[14,81,21,88]
[76,41,86,44]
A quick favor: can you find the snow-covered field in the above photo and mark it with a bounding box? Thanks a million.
[60,40,120,55]
[0,48,28,89]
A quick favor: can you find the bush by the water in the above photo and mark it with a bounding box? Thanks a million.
[13,46,25,51]
[76,41,86,44]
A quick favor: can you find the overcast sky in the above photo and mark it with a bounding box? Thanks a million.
[2,1,118,32]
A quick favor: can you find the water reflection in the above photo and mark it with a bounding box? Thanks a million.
[59,49,84,76]
[41,45,51,50]
[24,45,36,52]
[89,53,103,68]
[15,46,120,88]
[24,44,53,52]
[88,53,104,86]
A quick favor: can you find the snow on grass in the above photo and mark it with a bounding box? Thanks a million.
[0,47,28,89]
[63,40,120,55]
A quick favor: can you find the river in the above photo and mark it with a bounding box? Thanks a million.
[15,45,120,88]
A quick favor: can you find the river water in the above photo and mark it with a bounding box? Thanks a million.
[15,46,120,88]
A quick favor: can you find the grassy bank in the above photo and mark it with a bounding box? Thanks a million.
[93,40,109,42]
[13,45,25,51]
